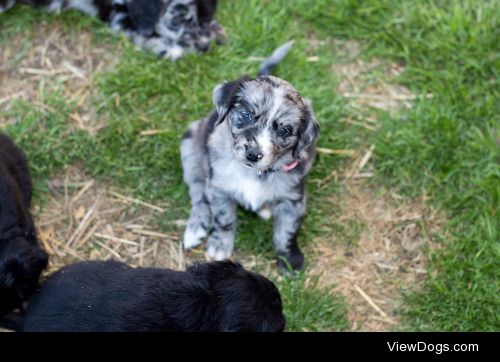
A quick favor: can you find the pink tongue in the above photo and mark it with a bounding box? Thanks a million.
[281,160,299,172]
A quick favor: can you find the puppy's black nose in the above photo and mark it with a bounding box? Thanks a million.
[246,149,263,163]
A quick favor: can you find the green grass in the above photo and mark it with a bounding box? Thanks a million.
[306,0,499,331]
[3,90,93,195]
[1,0,498,331]
[277,274,349,332]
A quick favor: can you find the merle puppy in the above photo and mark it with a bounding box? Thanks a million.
[0,260,285,332]
[181,42,320,271]
[0,134,48,316]
[0,0,223,60]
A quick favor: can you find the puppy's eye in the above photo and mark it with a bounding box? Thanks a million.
[240,111,255,124]
[278,127,291,138]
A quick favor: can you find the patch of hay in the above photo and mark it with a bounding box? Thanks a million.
[0,23,121,131]
[331,40,432,112]
[309,149,447,331]
[34,167,184,275]
[335,58,417,111]
[34,166,276,278]
[308,42,443,331]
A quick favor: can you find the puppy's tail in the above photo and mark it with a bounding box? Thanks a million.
[258,40,295,76]
[0,312,23,332]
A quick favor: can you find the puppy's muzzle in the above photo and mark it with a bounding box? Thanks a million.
[246,147,263,163]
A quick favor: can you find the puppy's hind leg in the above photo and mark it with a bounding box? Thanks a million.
[181,122,210,250]
[272,197,307,272]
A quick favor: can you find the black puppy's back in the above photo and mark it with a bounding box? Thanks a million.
[22,260,285,332]
[23,260,187,332]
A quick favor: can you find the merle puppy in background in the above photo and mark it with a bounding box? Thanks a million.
[181,41,320,272]
[0,0,223,60]
[1,260,285,332]
[0,134,48,316]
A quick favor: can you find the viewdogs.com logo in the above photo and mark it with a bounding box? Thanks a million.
[387,342,479,354]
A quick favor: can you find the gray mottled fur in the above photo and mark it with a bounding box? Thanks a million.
[181,53,320,271]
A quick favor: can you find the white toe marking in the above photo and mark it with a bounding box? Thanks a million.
[206,245,216,259]
[258,207,272,220]
[166,45,184,61]
[183,227,205,249]
[214,249,228,261]
[206,244,232,261]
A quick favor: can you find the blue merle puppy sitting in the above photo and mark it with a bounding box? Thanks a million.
[0,0,223,60]
[181,42,320,272]
[0,134,48,317]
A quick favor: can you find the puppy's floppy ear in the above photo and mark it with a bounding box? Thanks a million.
[0,244,48,296]
[206,260,243,284]
[189,260,243,285]
[212,76,250,125]
[293,99,320,159]
[15,246,48,280]
[28,247,49,275]
[196,0,217,23]
[128,0,164,36]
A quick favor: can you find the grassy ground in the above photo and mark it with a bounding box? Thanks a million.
[1,0,498,331]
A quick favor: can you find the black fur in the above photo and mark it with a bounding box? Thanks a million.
[195,0,216,23]
[12,260,285,332]
[127,0,163,36]
[213,76,251,125]
[0,134,48,316]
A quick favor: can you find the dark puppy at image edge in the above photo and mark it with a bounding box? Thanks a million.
[0,134,48,316]
[181,41,320,271]
[1,260,285,332]
[0,0,223,60]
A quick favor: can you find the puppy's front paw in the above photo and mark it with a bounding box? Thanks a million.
[183,226,206,249]
[206,238,233,261]
[163,45,184,61]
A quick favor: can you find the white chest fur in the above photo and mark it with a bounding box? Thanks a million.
[210,158,301,212]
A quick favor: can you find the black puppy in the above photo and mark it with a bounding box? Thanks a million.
[0,134,48,316]
[11,260,285,332]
